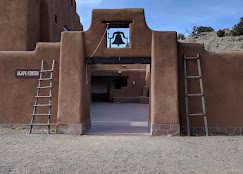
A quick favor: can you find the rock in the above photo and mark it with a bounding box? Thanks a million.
[179,32,243,52]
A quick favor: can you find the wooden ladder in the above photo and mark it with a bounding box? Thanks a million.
[29,60,55,134]
[184,54,208,136]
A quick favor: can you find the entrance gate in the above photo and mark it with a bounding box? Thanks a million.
[56,9,180,136]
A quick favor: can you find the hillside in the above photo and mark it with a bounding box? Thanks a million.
[179,32,243,52]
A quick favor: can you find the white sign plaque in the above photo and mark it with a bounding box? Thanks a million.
[16,69,40,78]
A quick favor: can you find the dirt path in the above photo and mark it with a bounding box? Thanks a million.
[0,127,243,174]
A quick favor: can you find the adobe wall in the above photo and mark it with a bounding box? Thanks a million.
[0,0,29,51]
[57,31,90,134]
[0,43,60,126]
[0,0,82,51]
[150,31,180,135]
[178,43,243,134]
[91,64,147,103]
[39,0,82,44]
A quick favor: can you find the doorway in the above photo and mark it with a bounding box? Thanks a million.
[86,58,151,135]
[91,76,128,102]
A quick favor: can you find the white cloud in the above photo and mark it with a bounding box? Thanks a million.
[76,0,103,6]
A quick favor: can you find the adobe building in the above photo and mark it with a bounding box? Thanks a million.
[0,0,82,51]
[1,5,243,135]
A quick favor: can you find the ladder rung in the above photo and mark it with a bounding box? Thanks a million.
[37,86,52,89]
[186,76,202,79]
[35,95,52,98]
[33,104,52,107]
[188,113,206,116]
[40,70,53,73]
[38,78,52,81]
[32,113,51,116]
[187,93,204,97]
[184,56,199,60]
[30,123,51,126]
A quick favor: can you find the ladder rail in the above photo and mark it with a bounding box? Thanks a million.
[29,60,44,134]
[197,57,209,135]
[47,60,55,133]
[184,58,190,136]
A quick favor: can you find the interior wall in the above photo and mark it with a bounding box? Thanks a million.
[90,64,147,103]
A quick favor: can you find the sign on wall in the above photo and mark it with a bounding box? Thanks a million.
[16,69,40,78]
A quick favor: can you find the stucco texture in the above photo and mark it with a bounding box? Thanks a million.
[1,8,243,135]
[0,0,82,51]
[178,43,243,134]
[0,43,60,125]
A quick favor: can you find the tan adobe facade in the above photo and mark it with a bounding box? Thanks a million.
[1,7,243,135]
[0,0,82,51]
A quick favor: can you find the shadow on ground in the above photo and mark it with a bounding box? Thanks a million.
[86,102,149,135]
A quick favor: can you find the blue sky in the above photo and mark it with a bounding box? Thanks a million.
[76,0,243,35]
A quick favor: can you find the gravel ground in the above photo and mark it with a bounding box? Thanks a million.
[1,127,243,174]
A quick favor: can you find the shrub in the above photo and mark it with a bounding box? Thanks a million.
[177,33,186,40]
[192,26,214,36]
[217,29,225,37]
[231,18,243,36]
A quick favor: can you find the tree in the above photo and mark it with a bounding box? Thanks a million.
[231,18,243,36]
[217,30,225,37]
[192,26,214,36]
[177,33,186,40]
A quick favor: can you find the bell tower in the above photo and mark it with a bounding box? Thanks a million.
[57,9,180,135]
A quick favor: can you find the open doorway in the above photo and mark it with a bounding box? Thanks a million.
[91,76,128,102]
[86,61,150,135]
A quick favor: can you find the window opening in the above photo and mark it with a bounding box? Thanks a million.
[63,26,69,31]
[54,15,58,23]
[114,77,128,89]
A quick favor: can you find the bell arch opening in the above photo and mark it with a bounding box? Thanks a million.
[102,21,132,49]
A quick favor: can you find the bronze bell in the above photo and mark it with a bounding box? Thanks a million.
[111,31,126,47]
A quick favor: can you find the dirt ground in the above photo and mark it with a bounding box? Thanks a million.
[1,127,243,174]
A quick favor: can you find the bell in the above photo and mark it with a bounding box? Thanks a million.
[112,33,125,47]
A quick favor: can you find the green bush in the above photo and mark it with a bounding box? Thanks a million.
[177,33,186,40]
[217,29,225,37]
[192,26,214,36]
[231,18,243,36]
